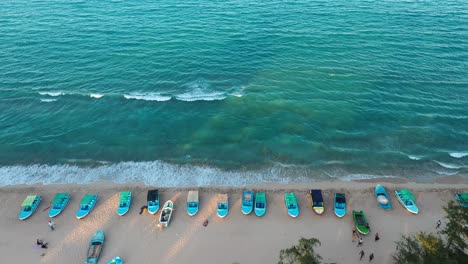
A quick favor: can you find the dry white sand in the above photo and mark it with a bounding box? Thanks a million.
[0,180,466,264]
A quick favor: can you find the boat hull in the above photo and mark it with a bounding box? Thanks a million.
[77,195,98,219]
[117,192,132,216]
[49,194,71,218]
[159,200,174,227]
[254,192,266,217]
[395,190,419,214]
[217,207,229,218]
[19,196,41,220]
[353,210,370,235]
[86,230,105,264]
[375,184,392,209]
[187,205,199,216]
[107,256,124,264]
[334,193,346,218]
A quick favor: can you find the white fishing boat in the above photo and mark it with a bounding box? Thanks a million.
[158,200,174,228]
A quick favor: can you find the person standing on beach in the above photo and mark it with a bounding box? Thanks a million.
[375,232,380,242]
[357,237,363,247]
[369,253,374,262]
[436,220,442,229]
[359,250,365,260]
[352,233,357,242]
[48,220,55,231]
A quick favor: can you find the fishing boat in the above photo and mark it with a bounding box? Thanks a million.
[117,191,132,216]
[241,190,254,215]
[86,230,105,264]
[375,184,392,209]
[159,200,174,228]
[334,193,346,218]
[254,192,267,217]
[19,195,41,220]
[455,193,468,208]
[107,256,124,264]
[217,194,229,218]
[395,189,418,214]
[76,194,98,219]
[284,193,299,218]
[310,189,324,215]
[49,193,71,218]
[147,189,159,214]
[187,190,199,216]
[353,210,370,235]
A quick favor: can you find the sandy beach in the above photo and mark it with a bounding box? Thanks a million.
[1,179,466,264]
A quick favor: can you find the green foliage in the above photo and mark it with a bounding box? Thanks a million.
[441,201,468,253]
[393,201,468,264]
[278,238,322,264]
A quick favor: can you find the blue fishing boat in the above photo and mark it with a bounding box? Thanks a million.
[217,194,229,218]
[49,193,71,218]
[375,184,392,209]
[395,189,418,214]
[147,189,159,214]
[86,230,105,264]
[334,193,346,218]
[455,193,468,208]
[284,193,299,218]
[187,190,199,216]
[19,195,41,220]
[254,192,267,217]
[76,194,98,219]
[117,191,132,216]
[107,256,124,264]
[241,190,254,215]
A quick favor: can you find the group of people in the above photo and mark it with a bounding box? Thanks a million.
[36,239,48,249]
[352,227,378,262]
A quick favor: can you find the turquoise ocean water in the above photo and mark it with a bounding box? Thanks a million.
[0,0,467,185]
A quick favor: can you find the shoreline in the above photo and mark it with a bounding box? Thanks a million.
[1,181,466,263]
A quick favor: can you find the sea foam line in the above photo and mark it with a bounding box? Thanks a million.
[40,99,58,103]
[434,161,463,170]
[0,162,292,186]
[449,152,468,159]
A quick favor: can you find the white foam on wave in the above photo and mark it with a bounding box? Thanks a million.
[175,90,226,102]
[0,161,298,186]
[38,91,64,97]
[123,93,172,102]
[40,99,58,103]
[432,170,459,176]
[434,161,463,170]
[90,93,104,99]
[339,174,398,181]
[449,152,468,159]
[408,155,423,160]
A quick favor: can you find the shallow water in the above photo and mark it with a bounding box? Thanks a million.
[0,0,467,185]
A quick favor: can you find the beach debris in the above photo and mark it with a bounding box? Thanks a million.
[203,219,209,227]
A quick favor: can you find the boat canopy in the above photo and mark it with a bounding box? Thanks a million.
[398,189,415,201]
[188,191,199,202]
[285,193,297,207]
[147,190,158,201]
[120,192,131,202]
[217,194,228,203]
[377,195,389,205]
[310,190,323,202]
[22,195,37,207]
[459,193,468,203]
[335,193,346,203]
[52,193,68,204]
[81,194,95,205]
